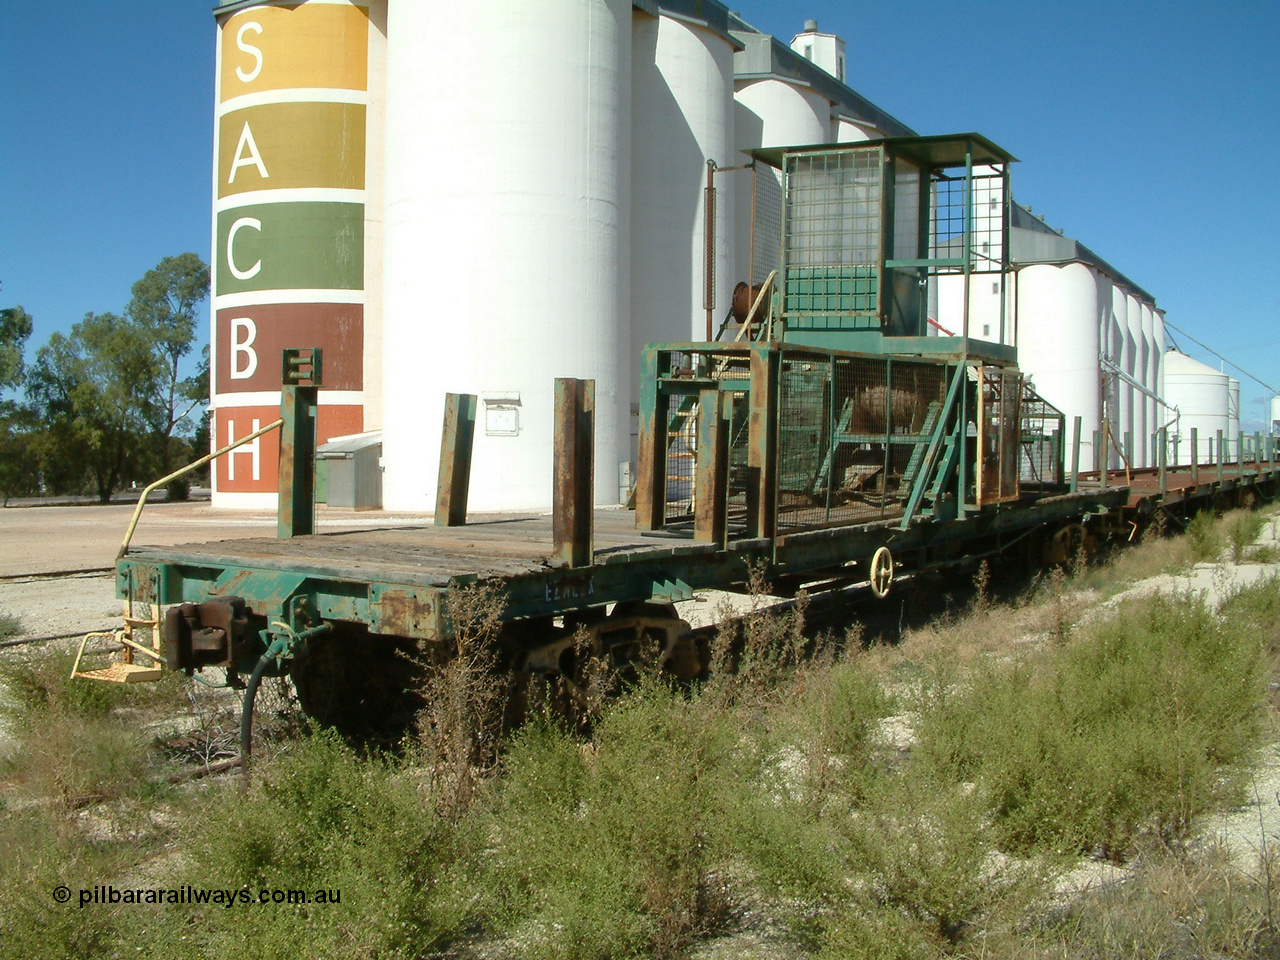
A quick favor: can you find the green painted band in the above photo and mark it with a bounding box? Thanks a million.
[216,201,364,295]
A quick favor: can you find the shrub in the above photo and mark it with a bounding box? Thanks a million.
[0,651,183,807]
[0,811,133,960]
[479,686,740,960]
[914,591,1268,858]
[1227,507,1265,562]
[155,729,472,960]
[1186,509,1222,563]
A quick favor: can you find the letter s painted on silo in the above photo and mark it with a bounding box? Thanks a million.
[235,22,264,83]
[227,218,262,281]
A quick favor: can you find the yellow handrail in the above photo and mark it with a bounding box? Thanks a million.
[117,417,285,558]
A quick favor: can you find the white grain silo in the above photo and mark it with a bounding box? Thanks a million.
[732,59,831,288]
[1163,351,1229,464]
[380,0,631,512]
[1126,292,1148,466]
[735,77,829,148]
[835,116,875,142]
[1140,301,1157,461]
[1151,308,1167,456]
[1228,378,1241,459]
[1271,396,1280,434]
[1095,275,1120,467]
[630,6,735,408]
[1112,284,1133,460]
[1017,262,1101,471]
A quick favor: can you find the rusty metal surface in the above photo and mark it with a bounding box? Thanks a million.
[694,389,729,544]
[369,584,442,639]
[435,393,477,527]
[553,378,595,568]
[278,347,322,539]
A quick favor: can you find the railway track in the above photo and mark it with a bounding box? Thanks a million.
[0,567,115,584]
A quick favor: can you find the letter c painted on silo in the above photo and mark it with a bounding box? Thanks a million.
[227,217,262,281]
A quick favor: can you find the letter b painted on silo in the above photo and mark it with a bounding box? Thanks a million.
[230,317,258,380]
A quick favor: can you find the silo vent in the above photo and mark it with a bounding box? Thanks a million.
[804,18,818,32]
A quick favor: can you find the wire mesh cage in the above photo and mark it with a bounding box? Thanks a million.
[1019,381,1066,487]
[782,148,884,330]
[656,349,754,525]
[977,368,1022,505]
[776,350,949,532]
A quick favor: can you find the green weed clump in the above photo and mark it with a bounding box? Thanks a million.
[0,610,21,637]
[1186,509,1223,563]
[1228,508,1266,562]
[156,729,473,960]
[1025,847,1280,959]
[0,651,184,806]
[914,591,1268,859]
[0,811,133,960]
[479,687,741,960]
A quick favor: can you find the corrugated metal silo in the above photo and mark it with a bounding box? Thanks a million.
[379,0,632,512]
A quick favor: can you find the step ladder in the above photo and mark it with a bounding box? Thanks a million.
[71,600,165,683]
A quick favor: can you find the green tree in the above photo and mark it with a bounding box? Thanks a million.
[27,313,162,502]
[0,305,32,394]
[126,253,210,473]
[0,306,36,502]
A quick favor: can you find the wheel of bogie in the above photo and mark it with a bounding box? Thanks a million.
[290,627,425,738]
[1045,522,1090,568]
[869,546,894,599]
[1148,507,1170,539]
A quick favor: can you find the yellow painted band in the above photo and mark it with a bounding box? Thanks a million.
[218,101,366,196]
[219,3,369,99]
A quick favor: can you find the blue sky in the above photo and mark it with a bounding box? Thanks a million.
[2,2,1277,423]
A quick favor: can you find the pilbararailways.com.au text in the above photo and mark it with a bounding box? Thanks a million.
[56,885,341,909]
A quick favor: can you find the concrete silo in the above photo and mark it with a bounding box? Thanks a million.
[1151,307,1167,452]
[1126,292,1147,466]
[210,0,385,507]
[1111,284,1133,462]
[1140,301,1157,461]
[1016,261,1101,471]
[1163,351,1229,464]
[630,6,736,392]
[1228,378,1241,458]
[1095,275,1121,467]
[835,116,875,142]
[379,0,632,513]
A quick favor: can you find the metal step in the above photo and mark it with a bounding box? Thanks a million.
[74,662,163,683]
